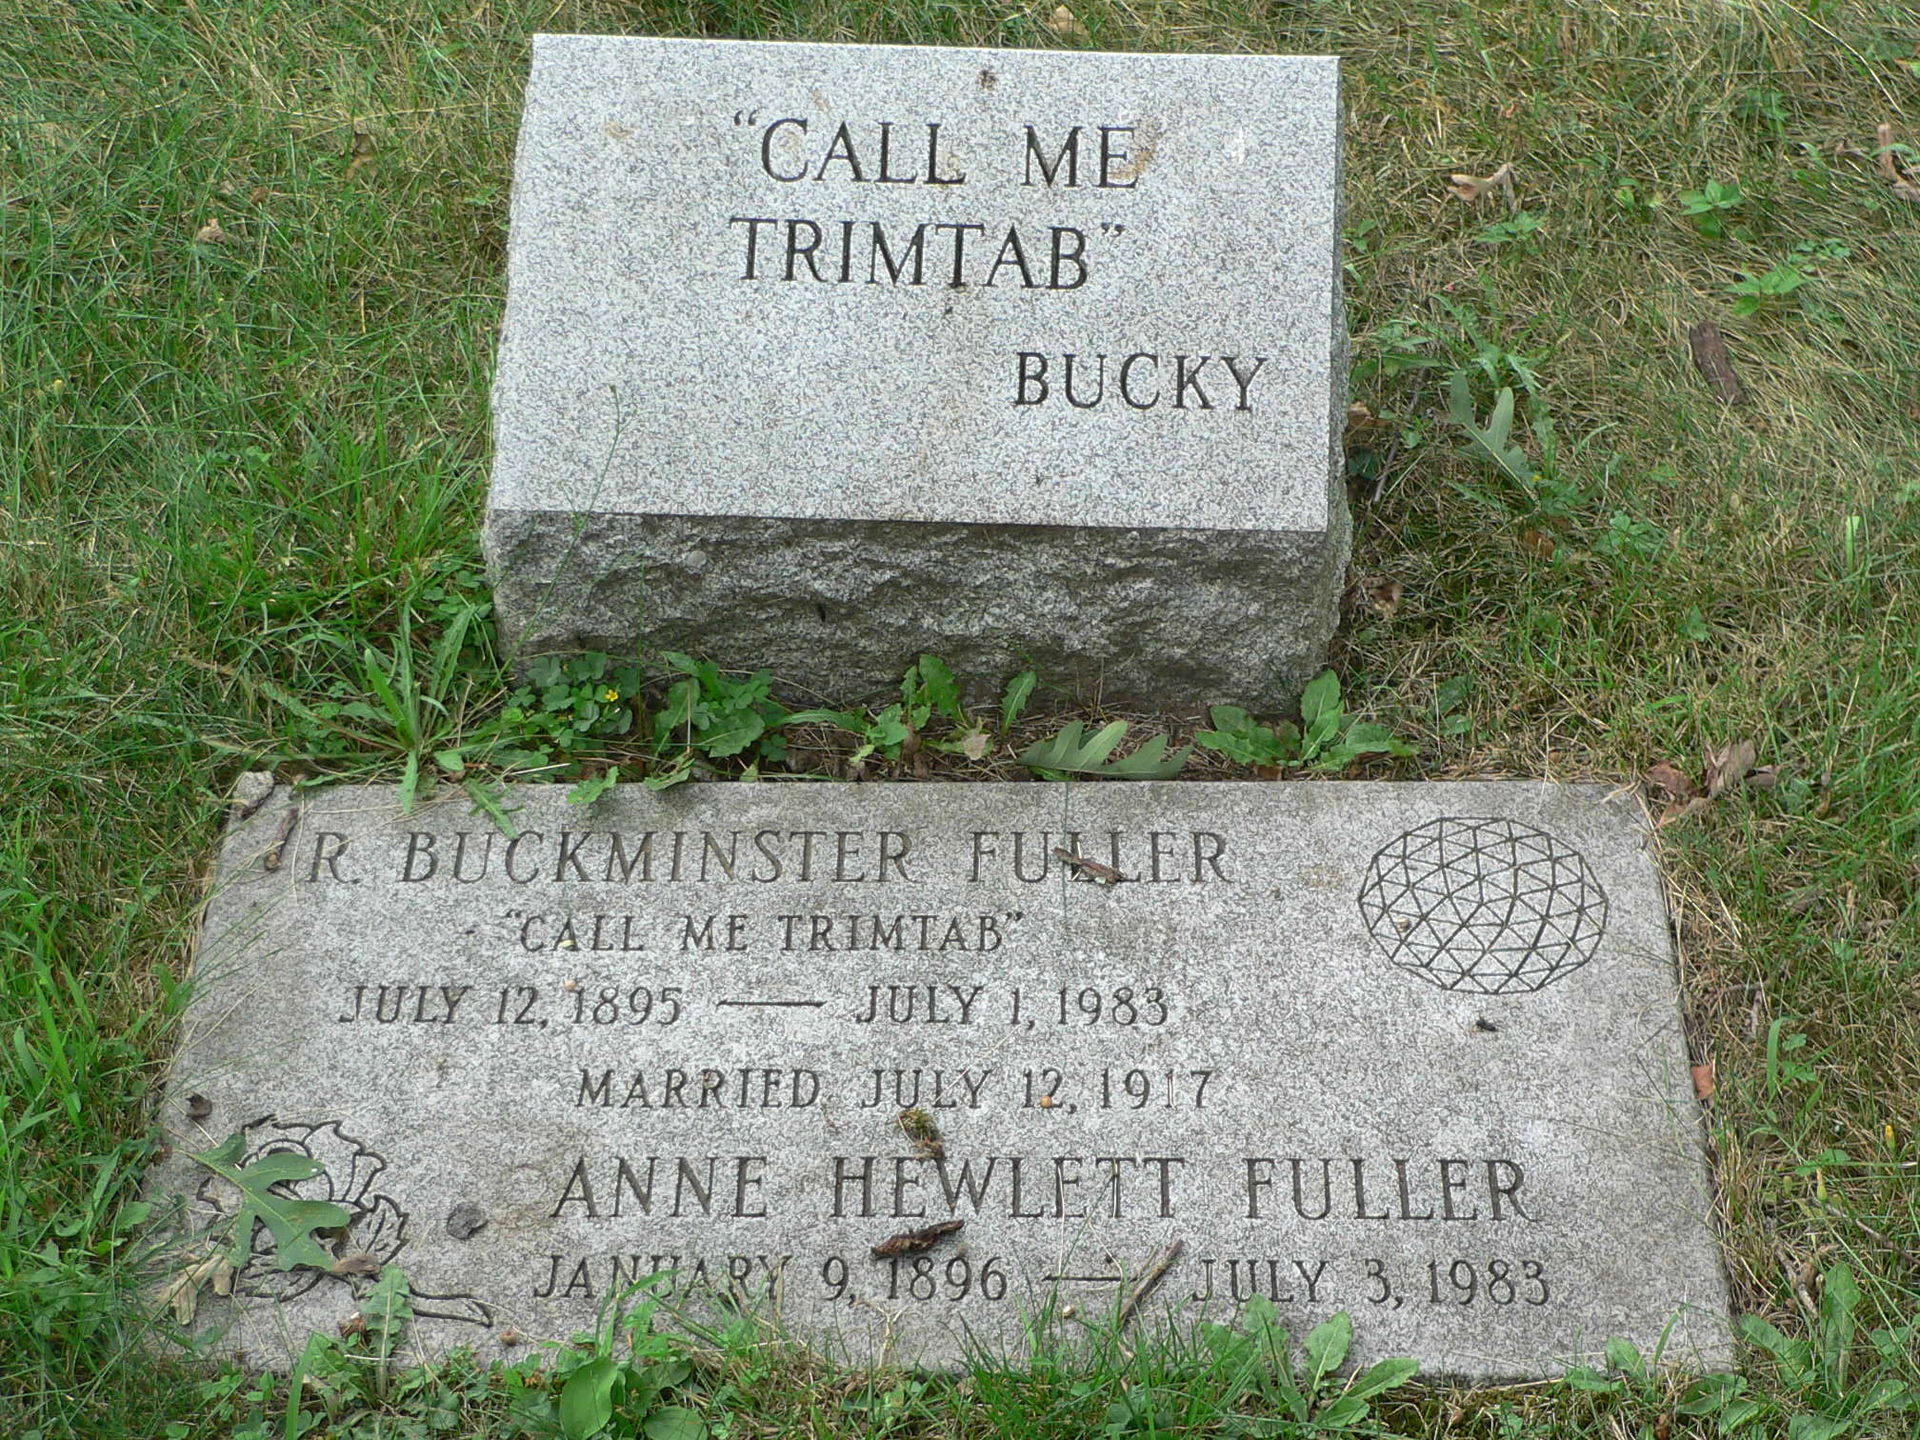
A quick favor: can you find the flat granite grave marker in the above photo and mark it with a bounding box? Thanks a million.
[153,781,1730,1376]
[484,36,1349,709]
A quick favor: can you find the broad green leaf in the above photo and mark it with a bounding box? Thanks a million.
[1786,1415,1849,1440]
[1299,670,1340,730]
[1313,1396,1367,1429]
[912,655,964,725]
[1336,721,1413,756]
[463,779,522,839]
[1019,722,1189,780]
[643,755,694,791]
[999,670,1037,731]
[568,768,620,806]
[1737,1313,1795,1362]
[1815,1264,1859,1385]
[1678,1372,1746,1415]
[558,1356,620,1440]
[1343,1355,1419,1401]
[782,708,868,731]
[1449,376,1533,484]
[695,709,765,759]
[1605,1336,1646,1380]
[1718,1397,1764,1432]
[189,1135,351,1273]
[1103,734,1193,779]
[1303,1310,1351,1379]
[644,1405,707,1440]
[397,751,422,812]
[358,1265,412,1356]
[1561,1366,1623,1394]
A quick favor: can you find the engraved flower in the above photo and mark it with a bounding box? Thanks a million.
[193,1115,408,1303]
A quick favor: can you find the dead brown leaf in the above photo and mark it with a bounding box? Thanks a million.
[346,129,377,180]
[1876,123,1902,183]
[328,1250,382,1278]
[1744,765,1781,791]
[1704,739,1757,798]
[1518,527,1557,560]
[1052,846,1127,885]
[1367,577,1403,618]
[1045,5,1088,41]
[1446,162,1514,204]
[1646,761,1698,805]
[1656,797,1713,828]
[871,1219,964,1258]
[1691,1061,1716,1102]
[1876,123,1920,202]
[338,1311,369,1339]
[193,218,227,244]
[156,1250,235,1325]
[959,731,990,762]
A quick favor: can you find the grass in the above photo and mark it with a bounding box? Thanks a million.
[3,0,1919,1434]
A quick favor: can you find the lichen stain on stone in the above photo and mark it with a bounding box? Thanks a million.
[1106,117,1163,185]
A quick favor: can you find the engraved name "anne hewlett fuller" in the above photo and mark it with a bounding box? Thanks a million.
[720,114,1270,413]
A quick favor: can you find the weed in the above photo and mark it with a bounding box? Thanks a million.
[1195,705,1300,769]
[1679,179,1746,238]
[1726,263,1808,317]
[1297,671,1417,771]
[999,669,1038,732]
[1477,210,1545,249]
[1020,720,1191,780]
[525,1279,707,1440]
[643,652,790,785]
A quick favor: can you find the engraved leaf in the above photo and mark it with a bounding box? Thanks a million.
[190,1132,351,1272]
[1018,720,1191,780]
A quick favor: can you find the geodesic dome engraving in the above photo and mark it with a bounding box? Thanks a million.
[1358,817,1608,995]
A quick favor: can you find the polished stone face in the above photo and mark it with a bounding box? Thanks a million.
[483,36,1350,708]
[152,779,1730,1376]
[491,36,1340,532]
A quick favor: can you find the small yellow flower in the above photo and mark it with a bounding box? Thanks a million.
[600,687,621,702]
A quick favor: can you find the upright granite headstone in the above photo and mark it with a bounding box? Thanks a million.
[484,37,1349,709]
[151,780,1730,1376]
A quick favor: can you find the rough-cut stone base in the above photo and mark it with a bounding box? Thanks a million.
[483,510,1351,711]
